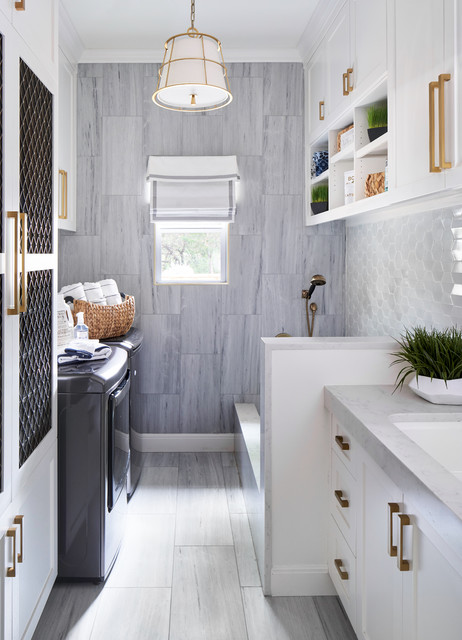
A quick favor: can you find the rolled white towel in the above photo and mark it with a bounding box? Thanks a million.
[83,282,107,306]
[57,339,112,364]
[99,278,122,305]
[59,282,86,308]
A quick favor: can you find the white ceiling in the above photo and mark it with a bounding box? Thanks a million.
[61,0,319,58]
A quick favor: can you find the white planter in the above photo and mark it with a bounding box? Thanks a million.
[409,375,462,405]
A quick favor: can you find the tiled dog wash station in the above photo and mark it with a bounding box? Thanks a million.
[1,1,462,639]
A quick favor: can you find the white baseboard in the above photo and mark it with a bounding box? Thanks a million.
[270,564,336,596]
[131,432,235,453]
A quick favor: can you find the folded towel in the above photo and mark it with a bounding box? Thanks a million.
[99,278,122,305]
[83,282,107,306]
[58,339,112,364]
[59,282,86,309]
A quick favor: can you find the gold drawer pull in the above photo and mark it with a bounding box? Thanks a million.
[6,528,17,577]
[438,73,452,170]
[334,489,349,508]
[15,0,25,10]
[388,503,399,557]
[334,558,348,580]
[429,80,441,173]
[347,67,354,93]
[343,72,349,96]
[398,513,411,571]
[335,435,350,451]
[14,515,24,563]
[319,100,325,121]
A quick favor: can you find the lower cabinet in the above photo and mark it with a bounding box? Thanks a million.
[328,412,462,640]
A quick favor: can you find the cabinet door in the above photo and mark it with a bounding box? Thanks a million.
[402,511,462,640]
[306,42,327,140]
[393,0,446,194]
[326,2,352,119]
[58,49,76,231]
[351,0,387,97]
[444,0,462,188]
[11,0,57,79]
[359,457,402,640]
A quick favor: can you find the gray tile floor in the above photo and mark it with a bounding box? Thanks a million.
[33,452,356,640]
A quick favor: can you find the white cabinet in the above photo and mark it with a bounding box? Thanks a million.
[351,0,387,98]
[325,2,353,120]
[11,0,57,80]
[0,5,58,639]
[58,49,76,231]
[306,42,327,141]
[327,412,462,640]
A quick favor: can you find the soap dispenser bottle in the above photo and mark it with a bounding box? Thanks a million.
[74,312,89,340]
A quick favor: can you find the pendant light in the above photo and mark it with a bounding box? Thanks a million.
[152,0,232,112]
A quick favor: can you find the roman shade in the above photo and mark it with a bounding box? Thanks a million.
[146,155,239,223]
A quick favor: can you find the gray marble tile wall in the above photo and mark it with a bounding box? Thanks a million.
[59,62,345,434]
[346,207,462,337]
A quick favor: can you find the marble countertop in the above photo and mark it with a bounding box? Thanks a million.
[324,384,462,559]
[261,336,396,350]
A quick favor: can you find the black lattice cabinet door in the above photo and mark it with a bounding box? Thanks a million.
[19,59,53,254]
[19,270,52,466]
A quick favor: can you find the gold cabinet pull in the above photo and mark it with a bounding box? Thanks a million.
[388,503,399,557]
[59,169,68,220]
[438,73,452,170]
[13,515,24,563]
[319,100,325,121]
[397,513,411,571]
[15,0,25,9]
[334,558,349,580]
[343,72,349,96]
[335,434,350,451]
[7,211,19,315]
[429,80,441,173]
[347,68,354,93]
[19,213,28,313]
[6,528,17,577]
[334,489,349,508]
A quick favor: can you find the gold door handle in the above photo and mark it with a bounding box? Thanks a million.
[343,72,349,96]
[397,513,411,571]
[14,515,24,563]
[347,68,354,93]
[334,489,349,508]
[429,80,441,173]
[319,101,325,121]
[19,213,28,313]
[388,503,399,557]
[15,0,25,9]
[59,169,68,220]
[6,528,17,577]
[335,435,350,451]
[334,558,348,580]
[7,211,19,315]
[438,73,452,170]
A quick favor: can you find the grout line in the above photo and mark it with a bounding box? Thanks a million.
[167,458,180,640]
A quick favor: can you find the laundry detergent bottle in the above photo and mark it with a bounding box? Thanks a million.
[57,294,74,347]
[74,311,89,340]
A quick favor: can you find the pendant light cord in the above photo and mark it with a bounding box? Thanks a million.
[190,0,195,30]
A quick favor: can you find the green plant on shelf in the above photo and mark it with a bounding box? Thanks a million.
[311,184,328,203]
[391,326,462,391]
[367,103,387,129]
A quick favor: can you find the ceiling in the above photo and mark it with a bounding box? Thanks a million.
[61,0,319,58]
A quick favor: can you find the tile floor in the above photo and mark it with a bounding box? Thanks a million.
[33,452,356,640]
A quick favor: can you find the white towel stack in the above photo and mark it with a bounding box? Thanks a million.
[99,279,122,305]
[83,282,107,305]
[59,279,123,306]
[58,339,112,364]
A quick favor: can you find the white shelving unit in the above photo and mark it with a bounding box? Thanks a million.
[307,78,389,224]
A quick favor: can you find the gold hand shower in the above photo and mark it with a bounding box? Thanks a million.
[301,275,326,337]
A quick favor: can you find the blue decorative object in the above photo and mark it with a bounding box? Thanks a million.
[312,151,329,177]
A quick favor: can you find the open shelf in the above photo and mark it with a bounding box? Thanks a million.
[330,143,354,164]
[356,132,388,158]
[311,169,329,185]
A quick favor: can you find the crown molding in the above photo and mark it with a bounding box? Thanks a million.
[297,0,344,64]
[59,3,85,65]
[78,47,302,64]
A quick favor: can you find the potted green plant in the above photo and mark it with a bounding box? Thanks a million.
[367,103,387,143]
[391,326,462,404]
[311,184,328,215]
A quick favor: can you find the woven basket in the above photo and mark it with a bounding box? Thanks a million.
[365,171,385,198]
[72,295,135,339]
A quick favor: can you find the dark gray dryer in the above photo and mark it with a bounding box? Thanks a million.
[57,347,130,581]
[103,327,143,499]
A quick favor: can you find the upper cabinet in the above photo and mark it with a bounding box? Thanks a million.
[58,49,76,231]
[12,0,57,81]
[325,2,353,121]
[306,41,327,142]
[351,0,387,98]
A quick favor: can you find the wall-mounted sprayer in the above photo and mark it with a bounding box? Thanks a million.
[302,274,326,337]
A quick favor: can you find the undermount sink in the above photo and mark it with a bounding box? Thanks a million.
[390,414,462,480]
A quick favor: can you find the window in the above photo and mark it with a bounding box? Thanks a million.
[155,223,228,284]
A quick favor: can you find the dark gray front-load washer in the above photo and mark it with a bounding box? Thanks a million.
[104,327,143,499]
[57,347,129,581]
